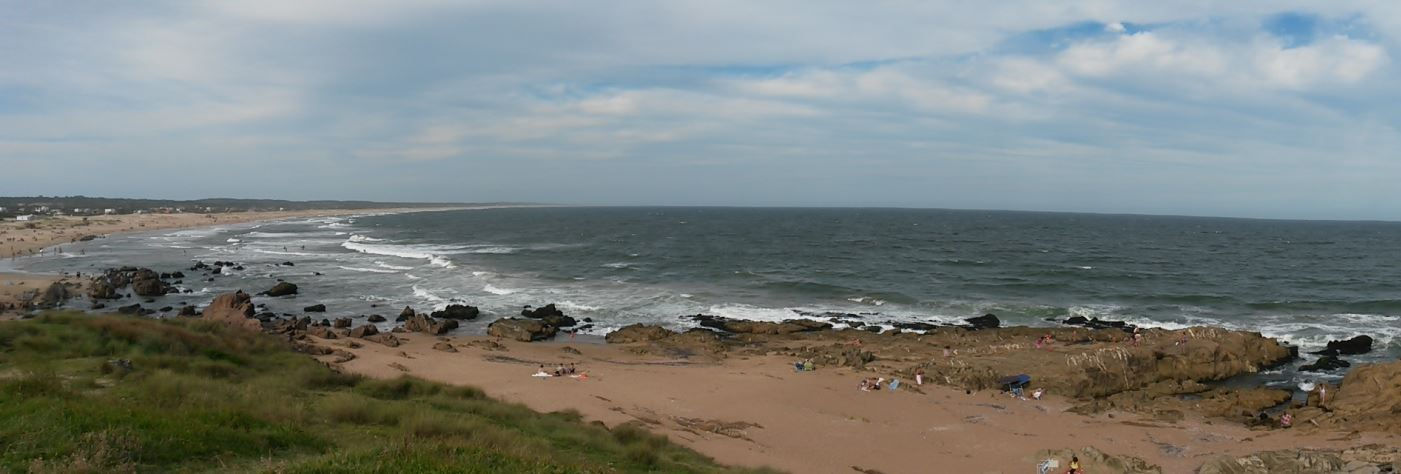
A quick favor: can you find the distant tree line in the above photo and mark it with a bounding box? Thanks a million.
[0,196,490,218]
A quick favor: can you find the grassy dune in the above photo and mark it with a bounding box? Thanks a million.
[0,313,773,473]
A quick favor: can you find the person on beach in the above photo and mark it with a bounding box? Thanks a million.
[1131,327,1143,346]
[1065,455,1082,474]
[1279,412,1293,428]
[802,359,814,371]
[1296,380,1316,407]
[859,378,871,392]
[914,367,925,385]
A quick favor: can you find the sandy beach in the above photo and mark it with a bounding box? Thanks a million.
[319,332,1399,473]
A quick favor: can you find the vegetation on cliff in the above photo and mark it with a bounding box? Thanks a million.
[0,312,768,473]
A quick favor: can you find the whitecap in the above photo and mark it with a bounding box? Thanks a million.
[348,234,384,243]
[483,284,518,295]
[337,266,398,274]
[467,246,518,254]
[556,301,600,312]
[601,262,633,269]
[847,296,886,306]
[375,261,415,271]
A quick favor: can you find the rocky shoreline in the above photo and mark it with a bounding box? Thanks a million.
[8,262,1401,471]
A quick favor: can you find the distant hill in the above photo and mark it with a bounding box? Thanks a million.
[0,196,505,216]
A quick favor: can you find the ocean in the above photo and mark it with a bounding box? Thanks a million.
[12,206,1401,381]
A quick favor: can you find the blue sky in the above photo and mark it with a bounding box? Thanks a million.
[1,1,1399,220]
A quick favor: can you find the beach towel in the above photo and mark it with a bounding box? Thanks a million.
[889,379,900,391]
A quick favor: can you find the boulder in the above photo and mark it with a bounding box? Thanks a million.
[262,282,298,297]
[487,318,556,342]
[116,303,143,315]
[87,277,119,299]
[1329,361,1401,434]
[403,313,459,335]
[687,314,831,335]
[303,304,326,313]
[333,318,352,329]
[200,291,262,332]
[349,324,379,339]
[398,306,416,321]
[130,269,169,297]
[432,304,480,320]
[178,305,199,317]
[33,282,70,309]
[605,324,676,344]
[890,321,940,332]
[521,303,577,328]
[433,342,457,353]
[1311,335,1374,356]
[367,314,386,323]
[964,313,1000,330]
[1300,355,1350,372]
[307,326,338,339]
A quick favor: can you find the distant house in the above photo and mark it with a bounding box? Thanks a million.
[104,209,116,215]
[16,215,38,221]
[0,206,7,212]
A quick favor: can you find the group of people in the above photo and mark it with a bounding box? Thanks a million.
[858,377,901,392]
[792,359,816,372]
[532,363,583,379]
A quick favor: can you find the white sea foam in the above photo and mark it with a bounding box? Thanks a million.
[342,240,458,268]
[556,301,600,312]
[467,246,518,254]
[412,285,449,303]
[338,266,398,274]
[405,274,421,280]
[244,232,305,238]
[375,261,414,271]
[348,234,384,243]
[227,238,241,243]
[847,296,886,306]
[483,284,518,295]
[471,271,491,277]
[252,249,322,257]
[601,262,633,269]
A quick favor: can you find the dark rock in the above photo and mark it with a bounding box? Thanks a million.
[488,318,557,342]
[178,305,198,317]
[91,303,106,310]
[367,314,386,323]
[605,324,676,344]
[686,314,830,334]
[398,306,416,321]
[170,271,184,278]
[87,277,119,299]
[33,282,70,309]
[964,313,1000,330]
[117,303,143,314]
[303,304,326,313]
[432,304,480,320]
[262,282,298,297]
[1311,335,1374,356]
[333,318,352,329]
[890,321,941,332]
[1299,355,1351,372]
[281,261,295,266]
[158,306,173,312]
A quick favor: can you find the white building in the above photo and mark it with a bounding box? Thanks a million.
[104,209,116,214]
[0,206,7,212]
[16,215,37,221]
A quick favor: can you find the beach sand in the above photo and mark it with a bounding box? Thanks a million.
[321,333,1399,473]
[0,209,431,314]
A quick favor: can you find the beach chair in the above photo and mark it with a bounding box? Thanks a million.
[1037,458,1059,474]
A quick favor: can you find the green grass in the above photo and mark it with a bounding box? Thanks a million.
[0,312,776,473]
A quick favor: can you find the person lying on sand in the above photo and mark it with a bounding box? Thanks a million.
[532,365,552,378]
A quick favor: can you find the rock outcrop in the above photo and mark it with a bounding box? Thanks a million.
[521,304,576,328]
[431,304,480,320]
[1312,335,1374,356]
[488,318,556,342]
[303,304,326,313]
[349,324,378,338]
[687,314,830,334]
[262,282,298,297]
[402,313,459,335]
[130,269,170,297]
[964,313,1000,330]
[32,282,71,309]
[605,324,676,344]
[1327,361,1401,434]
[1299,355,1350,372]
[1034,447,1160,474]
[200,291,262,332]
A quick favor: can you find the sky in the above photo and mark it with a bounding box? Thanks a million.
[2,1,1400,220]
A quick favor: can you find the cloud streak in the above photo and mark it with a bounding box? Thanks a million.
[1,1,1398,219]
